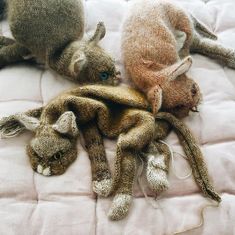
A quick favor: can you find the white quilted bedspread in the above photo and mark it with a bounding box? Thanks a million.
[0,0,235,234]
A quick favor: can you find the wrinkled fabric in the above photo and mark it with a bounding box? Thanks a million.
[0,0,235,234]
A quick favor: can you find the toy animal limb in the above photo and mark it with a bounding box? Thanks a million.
[143,119,171,194]
[191,15,217,40]
[108,151,136,220]
[80,120,112,197]
[174,10,194,58]
[156,112,221,202]
[108,109,155,220]
[175,30,187,53]
[145,141,170,194]
[110,109,155,192]
[0,36,31,68]
[191,32,235,69]
[0,107,43,138]
[108,116,171,220]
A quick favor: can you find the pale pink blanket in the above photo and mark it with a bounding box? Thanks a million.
[0,0,235,234]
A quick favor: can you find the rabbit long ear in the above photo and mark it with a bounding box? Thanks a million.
[166,56,192,81]
[17,114,40,131]
[89,22,106,45]
[0,114,40,138]
[52,111,79,137]
[69,51,87,76]
[147,85,163,116]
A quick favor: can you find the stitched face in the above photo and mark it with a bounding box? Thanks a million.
[68,22,121,85]
[69,44,121,85]
[81,45,121,85]
[27,129,77,176]
[161,75,202,118]
[13,111,80,176]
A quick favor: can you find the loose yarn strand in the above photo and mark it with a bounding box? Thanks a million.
[173,202,219,235]
[159,140,192,180]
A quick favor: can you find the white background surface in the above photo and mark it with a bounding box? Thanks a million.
[0,0,235,234]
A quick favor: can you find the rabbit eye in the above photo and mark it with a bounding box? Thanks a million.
[50,151,63,162]
[54,151,63,160]
[99,72,109,81]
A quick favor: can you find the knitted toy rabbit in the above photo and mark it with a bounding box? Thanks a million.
[122,0,235,117]
[0,85,155,209]
[0,0,121,84]
[0,85,220,221]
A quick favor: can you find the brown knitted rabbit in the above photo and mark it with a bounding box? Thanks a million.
[0,85,220,221]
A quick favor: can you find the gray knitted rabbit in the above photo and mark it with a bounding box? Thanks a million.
[0,0,121,84]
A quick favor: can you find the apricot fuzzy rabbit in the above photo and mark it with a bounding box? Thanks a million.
[122,0,235,117]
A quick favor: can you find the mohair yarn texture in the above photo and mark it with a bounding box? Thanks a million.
[0,85,220,220]
[154,113,221,203]
[122,0,235,117]
[0,0,121,84]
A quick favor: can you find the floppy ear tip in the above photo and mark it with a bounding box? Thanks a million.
[0,116,25,138]
[98,21,106,37]
[97,21,105,28]
[17,114,40,131]
[97,21,106,30]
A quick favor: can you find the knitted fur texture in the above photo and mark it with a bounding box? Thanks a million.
[0,0,121,84]
[153,113,221,203]
[0,85,154,219]
[0,85,220,220]
[122,0,235,117]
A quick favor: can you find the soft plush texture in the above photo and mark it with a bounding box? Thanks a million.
[121,0,235,118]
[0,86,220,221]
[0,0,121,85]
[0,0,235,234]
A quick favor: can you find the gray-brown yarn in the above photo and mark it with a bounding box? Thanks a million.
[156,112,221,202]
[0,86,220,220]
[0,0,121,84]
[0,85,154,190]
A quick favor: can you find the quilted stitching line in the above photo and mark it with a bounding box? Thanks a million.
[0,99,42,103]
